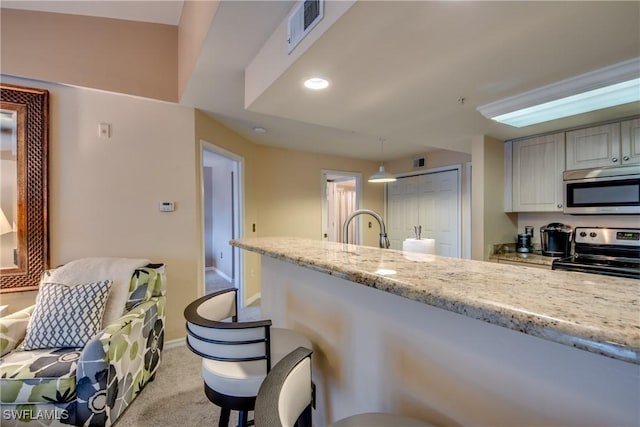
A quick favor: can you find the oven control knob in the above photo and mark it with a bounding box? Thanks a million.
[590,232,597,238]
[580,232,587,237]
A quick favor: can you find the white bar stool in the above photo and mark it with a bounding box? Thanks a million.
[185,289,312,427]
[254,347,436,427]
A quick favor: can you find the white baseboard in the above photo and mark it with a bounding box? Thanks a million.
[245,292,261,307]
[207,266,233,283]
[164,338,185,349]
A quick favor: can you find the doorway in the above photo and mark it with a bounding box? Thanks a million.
[201,142,243,302]
[321,170,362,244]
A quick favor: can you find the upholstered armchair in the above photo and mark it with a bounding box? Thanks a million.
[0,261,166,426]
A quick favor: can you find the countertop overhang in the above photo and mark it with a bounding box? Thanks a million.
[231,237,640,365]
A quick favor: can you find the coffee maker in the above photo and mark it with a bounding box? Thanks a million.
[540,223,573,257]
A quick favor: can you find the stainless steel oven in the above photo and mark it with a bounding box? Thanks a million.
[563,165,640,214]
[552,227,639,279]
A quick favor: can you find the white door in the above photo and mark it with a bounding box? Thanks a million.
[388,169,460,257]
[419,169,459,257]
[387,175,419,250]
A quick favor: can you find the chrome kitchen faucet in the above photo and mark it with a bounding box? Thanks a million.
[342,209,390,249]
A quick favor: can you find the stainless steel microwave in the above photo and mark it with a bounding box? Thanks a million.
[563,165,640,214]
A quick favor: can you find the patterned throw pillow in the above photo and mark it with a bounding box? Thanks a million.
[21,280,112,350]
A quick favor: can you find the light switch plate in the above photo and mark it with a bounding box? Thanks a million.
[99,123,111,138]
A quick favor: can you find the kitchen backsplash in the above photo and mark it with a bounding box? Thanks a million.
[516,213,640,245]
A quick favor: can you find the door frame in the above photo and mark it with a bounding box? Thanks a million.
[320,170,363,244]
[199,140,245,304]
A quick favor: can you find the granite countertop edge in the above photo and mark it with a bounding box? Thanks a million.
[231,238,640,365]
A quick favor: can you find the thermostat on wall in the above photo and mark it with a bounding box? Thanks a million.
[159,201,175,212]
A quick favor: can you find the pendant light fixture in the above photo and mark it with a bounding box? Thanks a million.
[368,138,397,183]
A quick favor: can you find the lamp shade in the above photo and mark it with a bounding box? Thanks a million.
[368,165,397,183]
[0,208,13,235]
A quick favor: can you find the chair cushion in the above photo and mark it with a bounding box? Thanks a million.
[0,317,29,357]
[0,347,81,404]
[21,281,112,350]
[201,328,312,398]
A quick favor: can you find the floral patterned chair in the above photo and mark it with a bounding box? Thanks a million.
[0,263,166,426]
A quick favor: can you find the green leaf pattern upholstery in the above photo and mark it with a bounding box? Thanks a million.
[0,265,166,426]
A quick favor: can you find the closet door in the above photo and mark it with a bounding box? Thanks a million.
[418,169,459,257]
[388,169,460,257]
[387,176,419,250]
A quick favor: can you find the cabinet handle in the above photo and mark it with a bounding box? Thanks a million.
[612,157,618,163]
[623,156,630,161]
[557,203,563,208]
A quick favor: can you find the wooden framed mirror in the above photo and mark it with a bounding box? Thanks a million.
[0,84,49,293]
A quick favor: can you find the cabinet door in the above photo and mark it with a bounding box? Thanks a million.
[565,123,621,170]
[512,133,565,212]
[621,118,640,165]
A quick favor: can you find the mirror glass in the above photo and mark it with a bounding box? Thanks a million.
[0,84,49,293]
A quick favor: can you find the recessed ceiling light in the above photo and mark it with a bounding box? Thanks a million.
[252,126,267,133]
[304,78,329,90]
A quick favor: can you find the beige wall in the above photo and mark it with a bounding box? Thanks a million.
[1,9,178,102]
[0,76,198,343]
[255,146,385,244]
[384,149,471,174]
[0,88,384,342]
[471,135,517,260]
[194,111,385,304]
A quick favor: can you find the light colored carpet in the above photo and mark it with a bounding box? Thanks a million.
[115,344,236,427]
[115,306,262,427]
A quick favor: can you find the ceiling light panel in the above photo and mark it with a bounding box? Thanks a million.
[477,57,640,127]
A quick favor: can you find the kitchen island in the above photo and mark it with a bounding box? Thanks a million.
[231,237,640,427]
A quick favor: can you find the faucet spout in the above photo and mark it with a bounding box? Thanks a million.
[342,209,390,249]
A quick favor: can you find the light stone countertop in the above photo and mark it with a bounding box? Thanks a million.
[231,237,640,364]
[489,252,555,267]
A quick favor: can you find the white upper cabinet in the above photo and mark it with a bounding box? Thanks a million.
[620,118,640,166]
[565,122,630,170]
[509,133,565,212]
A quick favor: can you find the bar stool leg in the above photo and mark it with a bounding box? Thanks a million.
[238,410,249,427]
[218,408,230,427]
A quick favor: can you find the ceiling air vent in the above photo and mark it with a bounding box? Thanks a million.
[287,0,324,54]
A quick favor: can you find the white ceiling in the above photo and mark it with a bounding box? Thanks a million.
[3,1,639,161]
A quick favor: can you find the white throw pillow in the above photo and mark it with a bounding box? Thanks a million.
[21,280,112,350]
